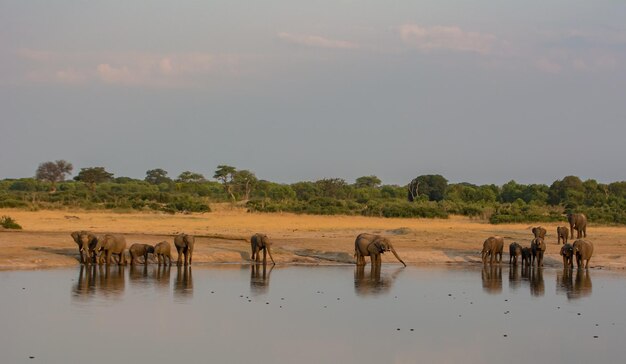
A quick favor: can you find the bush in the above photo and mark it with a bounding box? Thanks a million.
[0,215,22,229]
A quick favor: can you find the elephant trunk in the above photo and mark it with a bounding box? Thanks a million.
[266,245,276,265]
[390,246,406,267]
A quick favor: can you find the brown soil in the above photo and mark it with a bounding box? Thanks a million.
[2,206,626,270]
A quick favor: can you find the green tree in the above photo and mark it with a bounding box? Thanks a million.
[214,165,237,201]
[176,171,206,183]
[74,167,114,191]
[409,175,448,202]
[354,175,382,189]
[232,170,257,201]
[35,160,73,192]
[145,169,172,185]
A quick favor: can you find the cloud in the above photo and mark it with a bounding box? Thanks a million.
[277,32,359,49]
[534,58,562,73]
[399,25,497,54]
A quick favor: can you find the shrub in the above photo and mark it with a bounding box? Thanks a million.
[0,215,22,229]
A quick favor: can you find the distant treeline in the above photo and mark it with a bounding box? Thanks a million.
[2,161,626,225]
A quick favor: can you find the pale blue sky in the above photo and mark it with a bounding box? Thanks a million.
[1,1,625,185]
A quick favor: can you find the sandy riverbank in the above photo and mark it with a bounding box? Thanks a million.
[2,206,626,270]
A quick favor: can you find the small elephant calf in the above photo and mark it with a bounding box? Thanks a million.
[521,247,531,266]
[129,243,155,265]
[509,242,522,265]
[560,243,574,268]
[154,241,173,266]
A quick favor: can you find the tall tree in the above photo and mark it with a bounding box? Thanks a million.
[408,174,448,202]
[176,171,206,183]
[355,175,382,189]
[35,160,73,192]
[145,169,172,185]
[214,165,237,201]
[74,167,113,191]
[233,170,257,201]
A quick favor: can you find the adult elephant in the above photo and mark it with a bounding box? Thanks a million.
[174,233,195,266]
[128,243,155,265]
[532,226,547,239]
[354,233,406,268]
[531,237,546,267]
[572,239,594,269]
[71,230,97,264]
[560,243,574,268]
[568,213,588,239]
[557,226,569,245]
[92,234,127,265]
[250,233,276,265]
[481,236,504,264]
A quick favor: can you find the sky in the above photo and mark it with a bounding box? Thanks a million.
[1,0,626,186]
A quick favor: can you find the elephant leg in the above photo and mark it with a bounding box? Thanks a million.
[144,252,149,265]
[106,251,112,265]
[188,248,193,266]
[130,253,135,266]
[176,246,183,266]
[79,250,85,264]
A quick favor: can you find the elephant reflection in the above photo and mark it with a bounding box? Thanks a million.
[250,264,273,295]
[556,268,574,296]
[354,265,401,296]
[129,264,150,287]
[508,265,522,290]
[481,265,502,294]
[557,268,592,299]
[530,268,545,297]
[98,265,126,297]
[72,265,98,299]
[155,265,171,288]
[174,266,193,298]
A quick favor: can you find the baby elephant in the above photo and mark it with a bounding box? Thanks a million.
[572,239,594,269]
[129,243,155,265]
[509,242,522,265]
[560,243,574,268]
[521,247,532,266]
[154,241,173,266]
[531,238,546,267]
[557,226,569,245]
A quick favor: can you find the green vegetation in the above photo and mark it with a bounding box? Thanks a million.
[3,160,626,225]
[0,215,22,229]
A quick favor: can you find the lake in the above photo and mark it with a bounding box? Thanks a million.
[1,264,625,363]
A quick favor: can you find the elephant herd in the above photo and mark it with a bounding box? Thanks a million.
[71,231,276,267]
[481,213,594,269]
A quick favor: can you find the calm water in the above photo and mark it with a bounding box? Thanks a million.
[1,264,625,363]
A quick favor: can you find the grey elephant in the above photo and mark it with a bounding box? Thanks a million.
[557,226,569,245]
[560,243,574,268]
[174,233,195,266]
[568,213,587,239]
[154,241,173,266]
[531,237,546,267]
[92,234,127,265]
[128,243,155,265]
[250,233,276,265]
[572,239,594,269]
[521,247,532,266]
[481,236,504,264]
[71,230,97,264]
[532,226,547,239]
[354,233,406,267]
[509,242,522,265]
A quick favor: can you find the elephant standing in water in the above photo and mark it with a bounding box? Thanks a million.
[481,236,504,264]
[128,243,155,265]
[572,239,594,269]
[354,233,406,268]
[154,241,173,266]
[71,230,97,264]
[509,242,522,265]
[250,233,276,265]
[174,233,195,266]
[532,226,547,239]
[568,213,588,239]
[92,234,127,265]
[521,247,532,266]
[560,243,574,268]
[557,226,569,245]
[531,238,546,267]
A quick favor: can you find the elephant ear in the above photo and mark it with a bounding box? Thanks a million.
[71,231,80,242]
[373,241,386,253]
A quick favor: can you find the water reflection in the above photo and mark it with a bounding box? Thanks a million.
[174,266,193,299]
[508,264,521,290]
[354,266,402,296]
[250,263,273,295]
[529,268,545,297]
[557,268,592,300]
[155,265,171,289]
[481,265,502,294]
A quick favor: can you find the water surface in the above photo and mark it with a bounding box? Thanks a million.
[1,264,625,363]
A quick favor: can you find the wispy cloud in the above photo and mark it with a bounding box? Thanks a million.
[277,32,359,50]
[399,25,497,54]
[16,49,240,87]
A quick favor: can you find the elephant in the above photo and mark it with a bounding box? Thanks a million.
[128,243,155,265]
[521,247,532,266]
[532,226,547,239]
[557,226,569,245]
[509,242,522,265]
[572,239,594,269]
[568,213,588,239]
[560,243,574,268]
[531,238,546,267]
[154,241,173,266]
[250,233,276,265]
[92,234,127,265]
[481,236,504,264]
[174,233,195,266]
[71,230,97,264]
[354,233,406,268]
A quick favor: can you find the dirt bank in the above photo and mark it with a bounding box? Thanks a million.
[2,207,626,270]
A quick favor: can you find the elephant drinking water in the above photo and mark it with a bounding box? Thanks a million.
[354,233,406,268]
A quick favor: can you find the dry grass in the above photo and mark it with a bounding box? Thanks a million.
[2,206,626,270]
